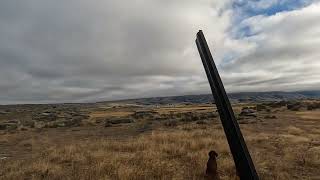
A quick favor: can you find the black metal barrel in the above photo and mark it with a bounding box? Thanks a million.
[196,30,259,180]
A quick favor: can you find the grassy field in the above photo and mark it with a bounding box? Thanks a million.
[0,102,320,179]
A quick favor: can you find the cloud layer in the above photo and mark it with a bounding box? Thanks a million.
[0,0,320,104]
[223,2,320,92]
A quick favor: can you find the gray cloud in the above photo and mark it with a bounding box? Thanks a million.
[222,2,320,92]
[0,0,320,104]
[0,0,234,104]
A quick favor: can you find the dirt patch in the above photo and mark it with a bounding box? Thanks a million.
[296,111,320,120]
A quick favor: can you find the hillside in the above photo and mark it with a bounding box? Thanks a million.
[117,91,320,105]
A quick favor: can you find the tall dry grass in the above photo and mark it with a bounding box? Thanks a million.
[0,125,234,180]
[1,123,319,180]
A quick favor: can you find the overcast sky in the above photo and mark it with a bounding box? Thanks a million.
[1,0,320,104]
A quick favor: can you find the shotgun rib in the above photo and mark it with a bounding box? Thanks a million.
[196,30,259,180]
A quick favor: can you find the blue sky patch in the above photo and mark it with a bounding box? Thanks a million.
[230,0,314,38]
[233,0,311,17]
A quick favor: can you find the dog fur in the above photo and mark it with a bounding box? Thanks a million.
[206,150,220,180]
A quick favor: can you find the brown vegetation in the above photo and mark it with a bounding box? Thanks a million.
[0,101,320,180]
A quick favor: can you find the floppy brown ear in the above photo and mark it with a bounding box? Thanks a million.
[209,150,218,157]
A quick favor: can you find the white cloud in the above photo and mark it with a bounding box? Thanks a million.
[0,0,320,104]
[223,2,320,92]
[0,0,236,104]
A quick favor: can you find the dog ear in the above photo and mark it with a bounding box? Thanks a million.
[209,150,218,157]
[214,151,218,157]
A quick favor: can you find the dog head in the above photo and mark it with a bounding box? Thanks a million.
[209,150,218,158]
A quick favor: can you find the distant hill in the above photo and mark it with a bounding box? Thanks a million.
[116,91,320,105]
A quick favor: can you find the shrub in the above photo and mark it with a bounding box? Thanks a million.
[287,103,302,111]
[164,120,178,127]
[264,115,277,119]
[196,120,207,125]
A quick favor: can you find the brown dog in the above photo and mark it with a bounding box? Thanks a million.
[206,150,220,180]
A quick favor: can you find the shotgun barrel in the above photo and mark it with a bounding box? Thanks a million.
[195,30,259,180]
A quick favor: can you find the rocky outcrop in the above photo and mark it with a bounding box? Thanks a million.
[239,107,257,117]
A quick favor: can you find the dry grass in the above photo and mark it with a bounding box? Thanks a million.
[1,122,319,180]
[1,103,320,180]
[155,105,216,114]
[296,111,320,120]
[90,111,133,118]
[0,125,234,180]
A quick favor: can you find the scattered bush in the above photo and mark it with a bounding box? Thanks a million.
[104,122,112,127]
[0,123,18,131]
[266,101,287,108]
[21,120,35,128]
[256,104,267,111]
[132,110,158,119]
[196,120,207,125]
[164,120,178,127]
[287,103,302,111]
[107,118,134,125]
[307,103,320,110]
[264,115,277,119]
